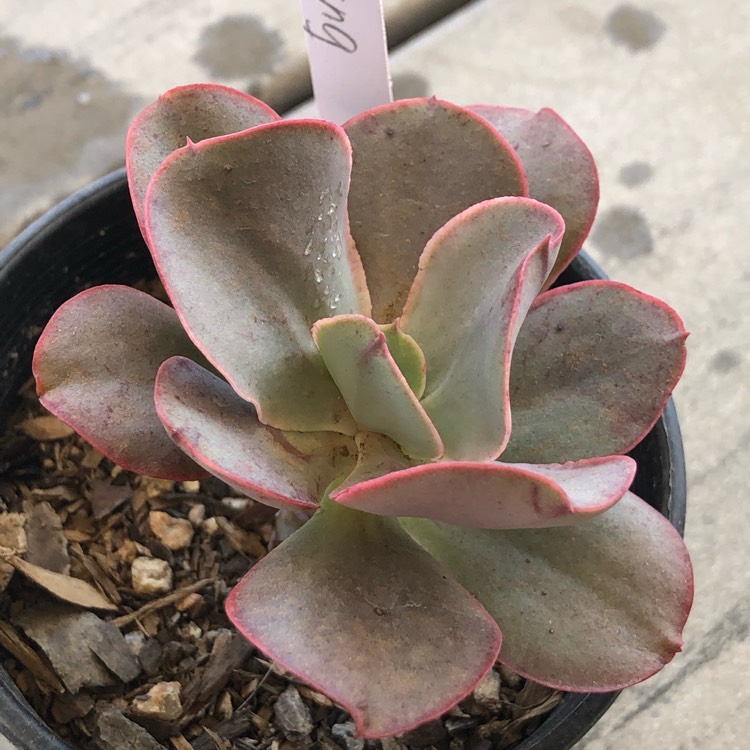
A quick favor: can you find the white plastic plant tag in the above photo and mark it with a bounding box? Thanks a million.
[300,0,393,123]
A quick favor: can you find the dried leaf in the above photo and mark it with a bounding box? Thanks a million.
[18,415,74,441]
[10,556,118,611]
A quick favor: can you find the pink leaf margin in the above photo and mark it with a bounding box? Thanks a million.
[530,279,689,457]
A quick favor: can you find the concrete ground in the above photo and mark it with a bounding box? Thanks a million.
[1,0,749,748]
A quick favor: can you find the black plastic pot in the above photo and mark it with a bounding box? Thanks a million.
[0,170,687,750]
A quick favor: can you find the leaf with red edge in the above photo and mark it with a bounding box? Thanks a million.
[503,281,688,464]
[127,83,279,232]
[32,285,205,480]
[345,98,528,322]
[145,120,372,434]
[402,492,693,692]
[312,315,443,461]
[401,198,564,461]
[155,357,356,510]
[333,449,635,529]
[226,497,501,739]
[470,106,599,288]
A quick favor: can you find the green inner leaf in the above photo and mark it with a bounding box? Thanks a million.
[313,314,443,461]
[378,322,427,398]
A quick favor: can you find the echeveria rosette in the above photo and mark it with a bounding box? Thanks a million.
[32,85,692,739]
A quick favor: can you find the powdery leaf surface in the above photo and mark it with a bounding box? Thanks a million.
[127,83,279,231]
[503,281,688,463]
[33,285,206,479]
[332,455,635,529]
[401,198,563,461]
[226,499,501,738]
[345,98,527,321]
[402,492,693,691]
[470,106,599,288]
[155,357,356,511]
[145,120,371,434]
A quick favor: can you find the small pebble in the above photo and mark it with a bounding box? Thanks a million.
[148,510,194,550]
[331,721,365,750]
[176,592,203,612]
[131,556,172,596]
[139,640,163,677]
[473,669,501,708]
[130,681,183,721]
[0,512,27,553]
[274,685,313,737]
[143,478,175,498]
[188,504,206,527]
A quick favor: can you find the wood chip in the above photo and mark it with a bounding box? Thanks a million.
[17,416,74,441]
[171,736,195,750]
[0,558,14,591]
[14,604,118,693]
[88,479,132,519]
[23,500,70,574]
[10,556,118,611]
[0,620,65,693]
[81,446,104,469]
[214,516,267,559]
[90,625,142,684]
[112,578,217,628]
[71,543,122,605]
[96,707,165,750]
[184,630,252,708]
[31,484,79,502]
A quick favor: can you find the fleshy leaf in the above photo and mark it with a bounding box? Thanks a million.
[312,315,443,460]
[145,120,372,434]
[345,98,528,321]
[332,454,635,529]
[470,106,599,288]
[402,491,693,691]
[379,322,426,398]
[155,357,355,510]
[32,285,205,479]
[226,497,501,738]
[401,198,564,461]
[333,431,418,494]
[502,281,688,463]
[127,83,279,232]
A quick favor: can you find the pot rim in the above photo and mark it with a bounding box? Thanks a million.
[0,169,688,750]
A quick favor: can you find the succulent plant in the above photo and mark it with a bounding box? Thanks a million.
[33,84,692,739]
